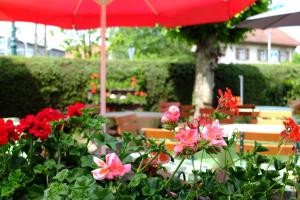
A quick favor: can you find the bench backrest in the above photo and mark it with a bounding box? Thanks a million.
[142,128,176,151]
[257,111,292,125]
[159,102,181,113]
[236,131,295,155]
[180,105,195,120]
[115,114,139,135]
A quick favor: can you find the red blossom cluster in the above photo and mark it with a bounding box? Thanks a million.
[17,108,65,141]
[90,82,97,94]
[67,102,85,117]
[134,91,147,97]
[218,88,238,115]
[280,117,300,142]
[90,73,99,79]
[14,102,85,141]
[131,76,137,88]
[0,119,20,145]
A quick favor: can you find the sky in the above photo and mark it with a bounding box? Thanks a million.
[0,0,300,51]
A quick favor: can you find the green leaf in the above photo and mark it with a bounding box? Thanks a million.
[142,177,163,196]
[274,158,286,170]
[0,169,29,198]
[253,142,269,154]
[294,183,300,193]
[43,182,69,200]
[53,169,69,182]
[255,155,269,165]
[27,184,45,200]
[7,156,27,170]
[94,133,118,151]
[93,188,115,200]
[44,159,57,170]
[80,155,95,168]
[252,192,267,200]
[66,168,86,183]
[60,133,75,146]
[129,173,147,188]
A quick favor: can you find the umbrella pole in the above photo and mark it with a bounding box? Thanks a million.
[100,4,107,115]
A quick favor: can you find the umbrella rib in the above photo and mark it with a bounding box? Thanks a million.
[261,15,290,29]
[72,0,83,28]
[144,0,158,15]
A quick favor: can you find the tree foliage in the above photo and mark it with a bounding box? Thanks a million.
[61,29,100,59]
[107,27,194,61]
[292,53,300,64]
[172,0,269,45]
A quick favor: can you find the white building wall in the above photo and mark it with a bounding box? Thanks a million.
[219,43,296,64]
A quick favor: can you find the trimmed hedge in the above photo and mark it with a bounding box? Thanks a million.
[1,56,300,117]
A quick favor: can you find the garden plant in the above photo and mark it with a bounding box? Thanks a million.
[0,89,300,199]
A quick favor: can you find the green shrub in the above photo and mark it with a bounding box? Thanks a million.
[1,56,300,117]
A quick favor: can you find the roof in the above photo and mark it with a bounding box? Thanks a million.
[244,29,300,47]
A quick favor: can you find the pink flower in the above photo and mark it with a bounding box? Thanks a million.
[201,120,227,146]
[174,128,199,154]
[161,106,180,123]
[92,153,131,180]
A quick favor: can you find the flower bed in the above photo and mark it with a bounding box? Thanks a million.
[1,89,300,199]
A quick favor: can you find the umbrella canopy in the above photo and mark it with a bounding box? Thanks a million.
[0,0,256,115]
[1,0,255,29]
[237,6,300,29]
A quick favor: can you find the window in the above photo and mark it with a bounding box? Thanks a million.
[236,47,249,61]
[257,49,267,62]
[279,50,289,62]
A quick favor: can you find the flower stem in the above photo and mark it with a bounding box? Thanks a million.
[138,152,159,173]
[209,154,223,169]
[200,150,204,171]
[28,135,34,167]
[164,157,185,188]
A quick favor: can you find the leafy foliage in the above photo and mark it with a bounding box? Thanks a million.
[170,0,269,45]
[1,56,300,117]
[108,27,194,61]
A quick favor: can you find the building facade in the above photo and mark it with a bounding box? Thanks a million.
[219,29,299,64]
[0,36,64,57]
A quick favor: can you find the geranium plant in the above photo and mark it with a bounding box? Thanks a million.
[1,88,300,199]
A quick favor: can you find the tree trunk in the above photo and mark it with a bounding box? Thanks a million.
[193,37,220,117]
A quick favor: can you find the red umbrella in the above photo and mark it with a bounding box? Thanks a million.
[0,0,256,115]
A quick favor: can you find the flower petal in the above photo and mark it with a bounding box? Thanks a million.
[91,168,109,180]
[93,156,106,168]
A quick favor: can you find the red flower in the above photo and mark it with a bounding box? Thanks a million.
[17,108,64,141]
[281,117,300,142]
[29,119,52,141]
[67,102,85,117]
[0,119,8,145]
[16,114,35,133]
[5,120,19,141]
[90,82,97,94]
[36,108,65,122]
[90,73,99,79]
[131,76,136,88]
[218,88,238,115]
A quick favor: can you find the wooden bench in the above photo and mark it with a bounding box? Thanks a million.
[199,107,234,124]
[142,128,177,151]
[115,114,140,135]
[236,131,296,155]
[159,102,181,113]
[257,111,292,125]
[180,105,195,120]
